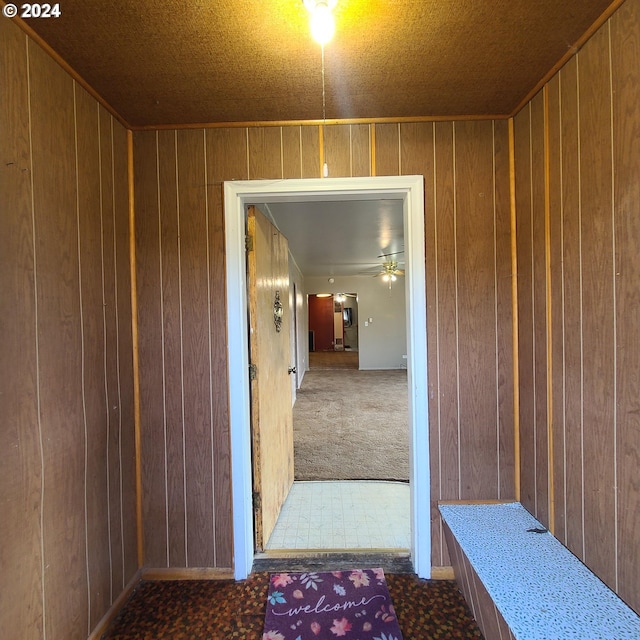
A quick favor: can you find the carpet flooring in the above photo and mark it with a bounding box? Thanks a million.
[309,351,359,369]
[103,573,483,639]
[294,369,409,481]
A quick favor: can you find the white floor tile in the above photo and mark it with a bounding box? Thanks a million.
[265,480,410,550]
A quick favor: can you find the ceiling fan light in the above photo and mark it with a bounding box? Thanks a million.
[382,274,390,282]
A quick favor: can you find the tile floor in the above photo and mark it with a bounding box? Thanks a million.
[265,480,410,550]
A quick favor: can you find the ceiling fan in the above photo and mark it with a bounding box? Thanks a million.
[375,260,405,277]
[378,249,404,259]
[333,292,357,302]
[374,260,405,288]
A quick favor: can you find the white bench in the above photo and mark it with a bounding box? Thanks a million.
[438,501,640,640]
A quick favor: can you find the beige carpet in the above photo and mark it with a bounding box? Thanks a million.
[309,350,359,369]
[293,369,410,481]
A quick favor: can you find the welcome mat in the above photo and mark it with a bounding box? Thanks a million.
[263,568,404,640]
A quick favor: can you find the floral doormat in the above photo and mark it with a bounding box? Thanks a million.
[263,568,403,640]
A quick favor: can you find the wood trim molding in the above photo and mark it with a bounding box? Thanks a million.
[141,567,235,581]
[430,566,456,580]
[370,124,376,176]
[2,2,131,129]
[87,569,142,640]
[127,129,144,567]
[319,124,325,177]
[438,499,517,506]
[543,86,556,535]
[510,0,627,116]
[508,117,521,502]
[131,114,510,132]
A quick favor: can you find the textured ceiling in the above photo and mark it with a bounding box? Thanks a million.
[18,0,616,127]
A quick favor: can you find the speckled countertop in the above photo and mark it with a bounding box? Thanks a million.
[439,502,640,640]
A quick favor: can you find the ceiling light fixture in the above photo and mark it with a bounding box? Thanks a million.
[380,261,403,290]
[304,0,337,45]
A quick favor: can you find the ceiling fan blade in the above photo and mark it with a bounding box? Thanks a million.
[395,269,405,276]
[377,250,405,258]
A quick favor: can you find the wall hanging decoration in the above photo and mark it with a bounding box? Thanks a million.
[273,290,284,332]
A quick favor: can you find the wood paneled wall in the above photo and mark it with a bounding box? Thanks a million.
[417,121,515,566]
[0,19,137,639]
[513,0,640,613]
[133,120,514,570]
[133,129,237,569]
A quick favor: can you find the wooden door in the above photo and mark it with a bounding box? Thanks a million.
[308,294,335,351]
[247,206,294,550]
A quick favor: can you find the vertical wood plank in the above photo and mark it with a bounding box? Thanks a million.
[514,105,536,517]
[300,125,321,178]
[558,57,585,559]
[133,130,168,567]
[207,127,249,183]
[248,127,282,180]
[455,121,499,500]
[434,122,460,508]
[442,524,471,610]
[75,84,110,628]
[460,553,483,630]
[530,91,549,526]
[99,107,124,595]
[494,119,516,501]
[611,0,640,613]
[375,123,400,176]
[157,130,186,567]
[468,555,506,640]
[324,124,351,177]
[578,27,617,590]
[546,75,567,542]
[112,119,138,583]
[29,40,88,638]
[399,122,433,177]
[176,129,215,567]
[350,124,371,177]
[205,128,240,567]
[282,126,302,179]
[0,20,43,640]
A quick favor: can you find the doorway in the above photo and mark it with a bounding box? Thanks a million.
[308,292,359,364]
[224,176,429,580]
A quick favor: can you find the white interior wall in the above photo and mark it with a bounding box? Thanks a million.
[305,274,407,370]
[288,253,307,399]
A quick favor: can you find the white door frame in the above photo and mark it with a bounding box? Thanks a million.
[224,176,430,580]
